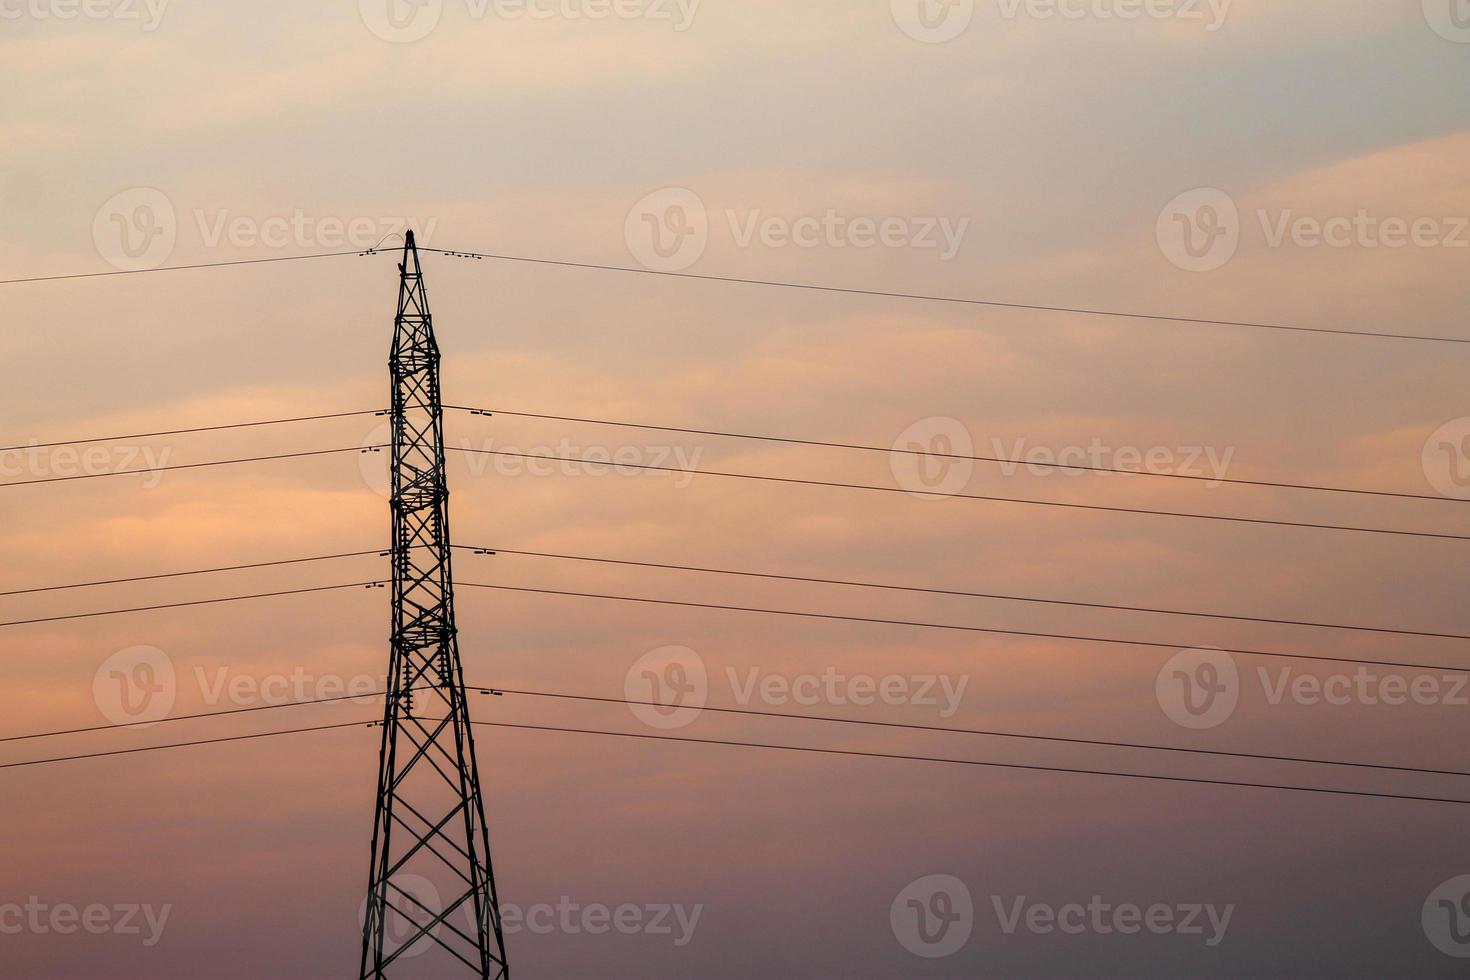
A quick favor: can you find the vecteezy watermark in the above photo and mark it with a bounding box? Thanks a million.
[1423,418,1470,500]
[1158,187,1470,273]
[0,441,171,488]
[359,876,702,958]
[625,188,709,273]
[357,0,700,43]
[93,646,177,728]
[625,646,709,730]
[890,875,1234,957]
[721,665,968,718]
[361,422,705,497]
[192,210,434,253]
[92,646,380,728]
[1156,648,1470,731]
[1155,648,1239,730]
[1424,875,1470,958]
[889,417,975,498]
[0,899,171,947]
[1155,188,1239,273]
[191,665,380,708]
[92,189,437,272]
[0,0,169,30]
[988,895,1233,947]
[623,646,969,731]
[478,0,699,29]
[891,875,974,958]
[93,188,177,273]
[890,0,1229,43]
[457,437,704,488]
[994,0,1230,29]
[357,0,443,44]
[623,188,970,273]
[891,0,974,43]
[1422,0,1470,43]
[888,417,1235,497]
[358,874,443,961]
[725,209,969,261]
[988,437,1234,486]
[501,898,702,946]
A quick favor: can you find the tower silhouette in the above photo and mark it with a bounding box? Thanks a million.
[361,231,509,979]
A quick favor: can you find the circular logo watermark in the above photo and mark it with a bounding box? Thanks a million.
[359,0,444,43]
[890,417,974,498]
[1156,188,1239,273]
[93,645,177,728]
[1423,0,1470,43]
[624,645,707,730]
[1423,875,1470,958]
[891,0,975,43]
[1156,647,1238,730]
[360,419,393,500]
[624,188,708,273]
[93,188,176,272]
[1422,418,1470,500]
[890,874,973,958]
[359,874,445,960]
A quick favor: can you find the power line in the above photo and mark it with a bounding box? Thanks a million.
[0,689,390,745]
[24,399,1444,505]
[447,447,1470,544]
[4,673,1453,782]
[8,708,1466,807]
[455,581,1470,675]
[0,248,387,287]
[448,406,1453,504]
[471,687,1470,780]
[420,246,1470,347]
[456,545,1470,642]
[0,550,386,598]
[0,720,378,771]
[0,534,1453,639]
[0,581,384,628]
[0,539,1451,639]
[0,445,381,489]
[468,719,1470,807]
[0,410,383,455]
[3,557,1456,673]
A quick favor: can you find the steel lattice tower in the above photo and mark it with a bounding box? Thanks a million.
[361,231,509,979]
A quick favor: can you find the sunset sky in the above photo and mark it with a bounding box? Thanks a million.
[4,2,1470,977]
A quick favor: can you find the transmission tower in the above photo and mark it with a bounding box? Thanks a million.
[361,231,509,979]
